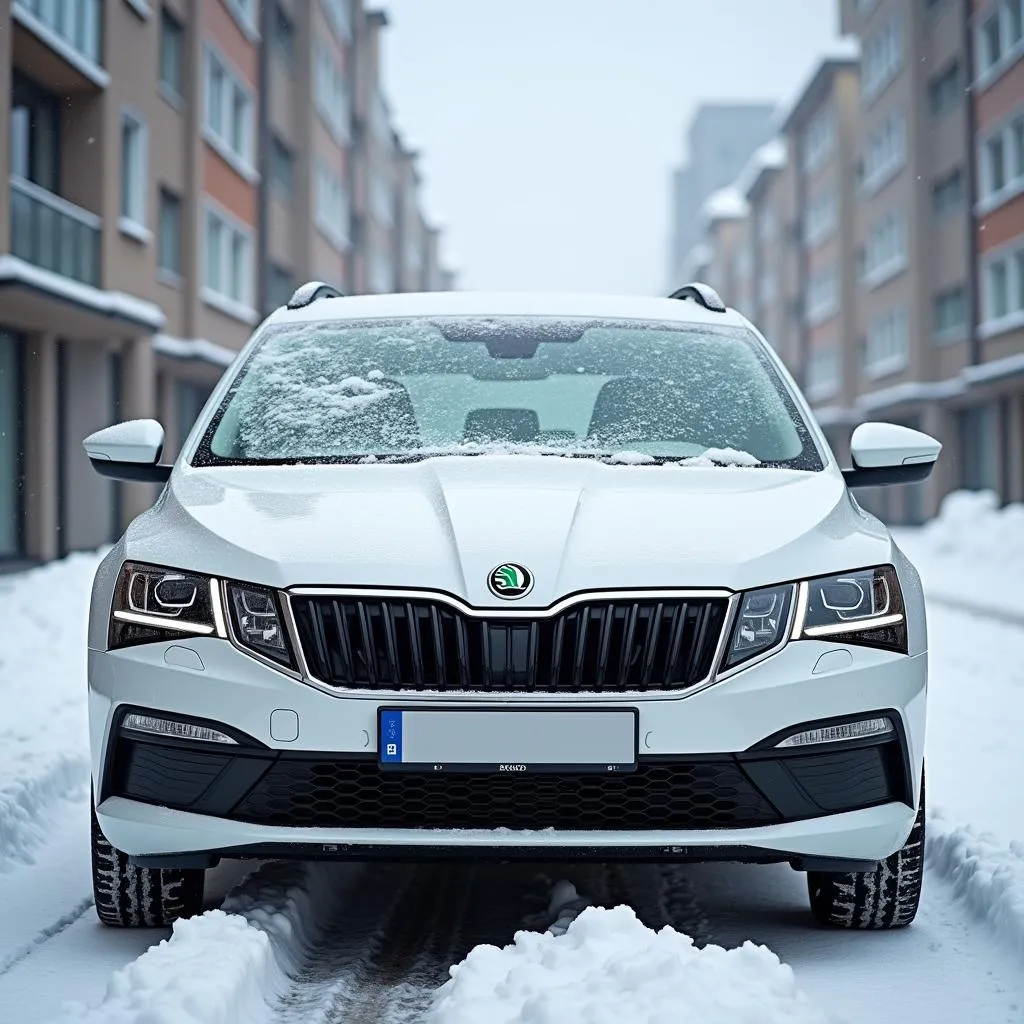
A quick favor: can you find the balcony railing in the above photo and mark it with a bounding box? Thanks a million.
[13,0,103,70]
[9,175,101,288]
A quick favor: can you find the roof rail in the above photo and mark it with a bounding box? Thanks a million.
[286,281,345,310]
[667,282,727,313]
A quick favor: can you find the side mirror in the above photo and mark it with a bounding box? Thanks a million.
[843,422,941,489]
[83,420,173,483]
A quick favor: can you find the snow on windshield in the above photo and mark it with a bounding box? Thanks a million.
[203,318,817,469]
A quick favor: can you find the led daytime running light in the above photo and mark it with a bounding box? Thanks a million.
[121,713,237,744]
[776,717,894,748]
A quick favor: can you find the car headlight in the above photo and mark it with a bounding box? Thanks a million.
[722,584,795,670]
[225,583,294,667]
[109,562,226,649]
[792,564,907,654]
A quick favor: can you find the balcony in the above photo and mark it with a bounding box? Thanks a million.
[9,175,101,288]
[12,0,107,90]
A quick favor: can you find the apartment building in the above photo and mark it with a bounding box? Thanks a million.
[781,50,862,467]
[688,2,1024,523]
[0,0,453,566]
[971,0,1024,506]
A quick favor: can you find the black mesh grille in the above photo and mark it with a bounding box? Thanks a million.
[230,758,779,830]
[290,595,729,692]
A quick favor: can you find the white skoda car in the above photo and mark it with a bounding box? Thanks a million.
[84,283,940,930]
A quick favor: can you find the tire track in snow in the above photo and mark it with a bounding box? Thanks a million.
[272,862,567,1024]
[0,895,94,979]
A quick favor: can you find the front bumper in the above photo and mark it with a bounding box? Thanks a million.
[89,636,926,867]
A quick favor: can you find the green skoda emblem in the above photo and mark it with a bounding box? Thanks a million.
[488,562,534,599]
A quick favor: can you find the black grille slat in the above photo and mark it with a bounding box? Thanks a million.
[231,757,780,831]
[292,594,728,693]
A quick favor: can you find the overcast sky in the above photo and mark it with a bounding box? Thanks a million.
[380,1,839,295]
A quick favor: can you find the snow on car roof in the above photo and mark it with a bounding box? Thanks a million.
[268,291,748,328]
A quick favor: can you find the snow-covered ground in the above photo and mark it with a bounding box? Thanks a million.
[1,490,1023,1024]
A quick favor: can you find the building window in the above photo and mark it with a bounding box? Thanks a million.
[933,285,967,341]
[932,167,964,216]
[864,209,907,287]
[371,176,395,227]
[269,135,295,199]
[203,206,253,312]
[224,0,257,35]
[805,265,838,326]
[756,204,776,244]
[928,61,960,119]
[314,42,350,143]
[315,159,350,250]
[158,187,181,276]
[159,7,183,100]
[267,263,295,310]
[805,342,840,401]
[370,246,394,294]
[803,187,837,246]
[272,2,295,65]
[862,11,903,103]
[176,381,212,450]
[981,245,1024,335]
[0,331,23,559]
[204,47,255,173]
[865,307,909,377]
[977,1,1024,79]
[979,111,1024,211]
[120,111,148,227]
[801,105,835,175]
[10,72,60,192]
[862,109,906,194]
[322,0,352,42]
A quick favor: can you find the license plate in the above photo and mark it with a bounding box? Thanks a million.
[378,707,638,773]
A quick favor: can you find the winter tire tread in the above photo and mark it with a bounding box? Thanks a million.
[90,800,205,928]
[806,771,925,930]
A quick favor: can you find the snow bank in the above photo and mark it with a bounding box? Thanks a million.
[0,553,101,873]
[893,490,1024,620]
[927,814,1024,962]
[427,905,832,1024]
[50,862,354,1024]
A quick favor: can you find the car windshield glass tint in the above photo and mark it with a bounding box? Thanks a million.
[195,316,823,469]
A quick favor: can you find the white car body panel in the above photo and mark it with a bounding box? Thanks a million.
[86,291,931,868]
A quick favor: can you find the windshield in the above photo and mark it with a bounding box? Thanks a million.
[193,316,823,470]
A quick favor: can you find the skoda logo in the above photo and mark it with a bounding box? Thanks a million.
[488,562,534,600]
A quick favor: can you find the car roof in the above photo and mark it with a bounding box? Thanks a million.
[265,290,751,330]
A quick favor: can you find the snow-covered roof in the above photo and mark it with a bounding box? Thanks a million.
[153,334,238,368]
[735,138,788,200]
[776,36,861,133]
[701,187,749,225]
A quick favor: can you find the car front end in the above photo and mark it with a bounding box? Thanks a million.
[83,289,938,930]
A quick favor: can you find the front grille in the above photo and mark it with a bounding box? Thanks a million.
[230,758,779,830]
[290,594,729,692]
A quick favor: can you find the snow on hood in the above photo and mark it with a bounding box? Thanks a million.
[122,456,891,601]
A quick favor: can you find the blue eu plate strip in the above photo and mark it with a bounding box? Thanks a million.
[380,710,403,763]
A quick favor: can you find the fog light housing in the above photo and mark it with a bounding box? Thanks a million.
[121,713,237,745]
[775,717,894,748]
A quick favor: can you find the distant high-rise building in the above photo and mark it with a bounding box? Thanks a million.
[667,102,776,289]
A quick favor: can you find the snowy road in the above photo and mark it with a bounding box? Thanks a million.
[1,494,1023,1023]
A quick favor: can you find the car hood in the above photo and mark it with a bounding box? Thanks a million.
[126,455,892,602]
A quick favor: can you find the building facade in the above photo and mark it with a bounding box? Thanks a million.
[688,0,1024,523]
[0,0,454,566]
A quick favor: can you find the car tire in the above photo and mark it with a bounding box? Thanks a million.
[91,798,205,927]
[806,770,925,930]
